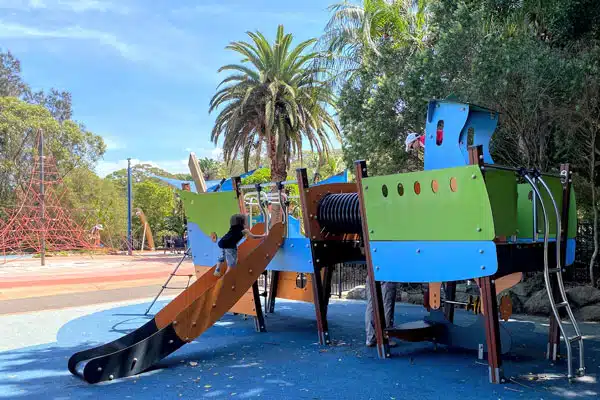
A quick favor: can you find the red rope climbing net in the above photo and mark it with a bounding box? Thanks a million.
[0,136,95,255]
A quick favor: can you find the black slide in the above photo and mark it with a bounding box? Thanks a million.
[68,319,186,383]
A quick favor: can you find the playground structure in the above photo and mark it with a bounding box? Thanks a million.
[68,100,583,385]
[0,131,94,263]
[134,208,155,251]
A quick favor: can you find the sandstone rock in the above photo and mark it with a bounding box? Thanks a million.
[524,289,551,315]
[407,293,424,305]
[575,305,600,322]
[346,285,366,300]
[566,286,600,308]
[511,273,545,298]
[396,290,409,302]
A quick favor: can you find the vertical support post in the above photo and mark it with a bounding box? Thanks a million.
[469,145,504,383]
[127,158,133,256]
[322,265,334,319]
[233,176,267,331]
[443,282,457,323]
[354,160,389,359]
[38,129,45,266]
[297,167,330,345]
[251,281,267,332]
[267,270,279,313]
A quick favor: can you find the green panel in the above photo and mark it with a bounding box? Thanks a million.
[516,179,577,239]
[536,177,562,238]
[516,184,534,238]
[178,190,239,237]
[362,165,495,241]
[484,169,517,237]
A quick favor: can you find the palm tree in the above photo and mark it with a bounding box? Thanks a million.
[317,0,430,87]
[209,25,340,188]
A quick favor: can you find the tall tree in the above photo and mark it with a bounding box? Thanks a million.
[318,0,429,87]
[0,97,105,205]
[0,50,29,97]
[209,25,340,189]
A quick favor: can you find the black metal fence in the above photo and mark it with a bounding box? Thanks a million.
[331,262,368,297]
[573,220,598,285]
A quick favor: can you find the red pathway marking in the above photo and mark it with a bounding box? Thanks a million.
[0,254,196,289]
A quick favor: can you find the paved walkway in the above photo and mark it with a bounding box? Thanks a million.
[0,297,598,400]
[0,253,193,314]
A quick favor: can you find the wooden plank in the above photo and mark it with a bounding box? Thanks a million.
[275,271,314,302]
[188,153,207,193]
[355,160,389,359]
[429,282,441,309]
[156,224,265,328]
[297,168,330,345]
[172,223,284,341]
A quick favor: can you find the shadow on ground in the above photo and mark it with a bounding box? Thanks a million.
[0,299,598,399]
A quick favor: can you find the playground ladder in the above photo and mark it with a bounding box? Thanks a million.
[525,173,585,380]
[144,248,193,315]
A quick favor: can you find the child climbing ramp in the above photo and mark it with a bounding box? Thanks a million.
[215,214,266,276]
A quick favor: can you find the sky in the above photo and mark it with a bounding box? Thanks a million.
[0,0,334,177]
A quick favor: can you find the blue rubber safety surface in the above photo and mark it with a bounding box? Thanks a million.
[0,299,598,399]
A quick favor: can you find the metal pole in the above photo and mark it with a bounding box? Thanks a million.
[127,158,133,256]
[39,129,45,266]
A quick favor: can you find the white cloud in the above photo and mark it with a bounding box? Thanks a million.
[95,158,190,177]
[96,147,224,178]
[0,0,130,14]
[185,147,223,158]
[0,22,138,60]
[102,136,125,150]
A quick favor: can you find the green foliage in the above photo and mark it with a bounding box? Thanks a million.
[156,229,180,245]
[63,167,127,244]
[132,180,177,239]
[210,25,340,182]
[0,96,106,204]
[198,157,221,180]
[241,168,272,185]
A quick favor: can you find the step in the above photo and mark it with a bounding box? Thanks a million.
[568,335,582,343]
[556,301,569,308]
[386,321,443,343]
[548,268,562,273]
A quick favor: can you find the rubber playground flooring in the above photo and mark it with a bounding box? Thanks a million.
[0,298,598,400]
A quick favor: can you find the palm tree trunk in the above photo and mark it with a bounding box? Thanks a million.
[268,136,287,226]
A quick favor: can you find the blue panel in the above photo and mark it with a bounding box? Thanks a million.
[424,101,469,171]
[313,170,349,185]
[370,241,498,282]
[187,221,220,267]
[566,238,575,266]
[287,216,303,238]
[424,101,499,171]
[267,237,313,273]
[459,109,498,165]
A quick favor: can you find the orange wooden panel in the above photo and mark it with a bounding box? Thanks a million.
[173,223,284,341]
[429,282,441,309]
[300,183,357,241]
[499,295,512,321]
[495,272,522,293]
[275,271,314,303]
[229,290,258,316]
[156,223,266,329]
[475,272,521,316]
